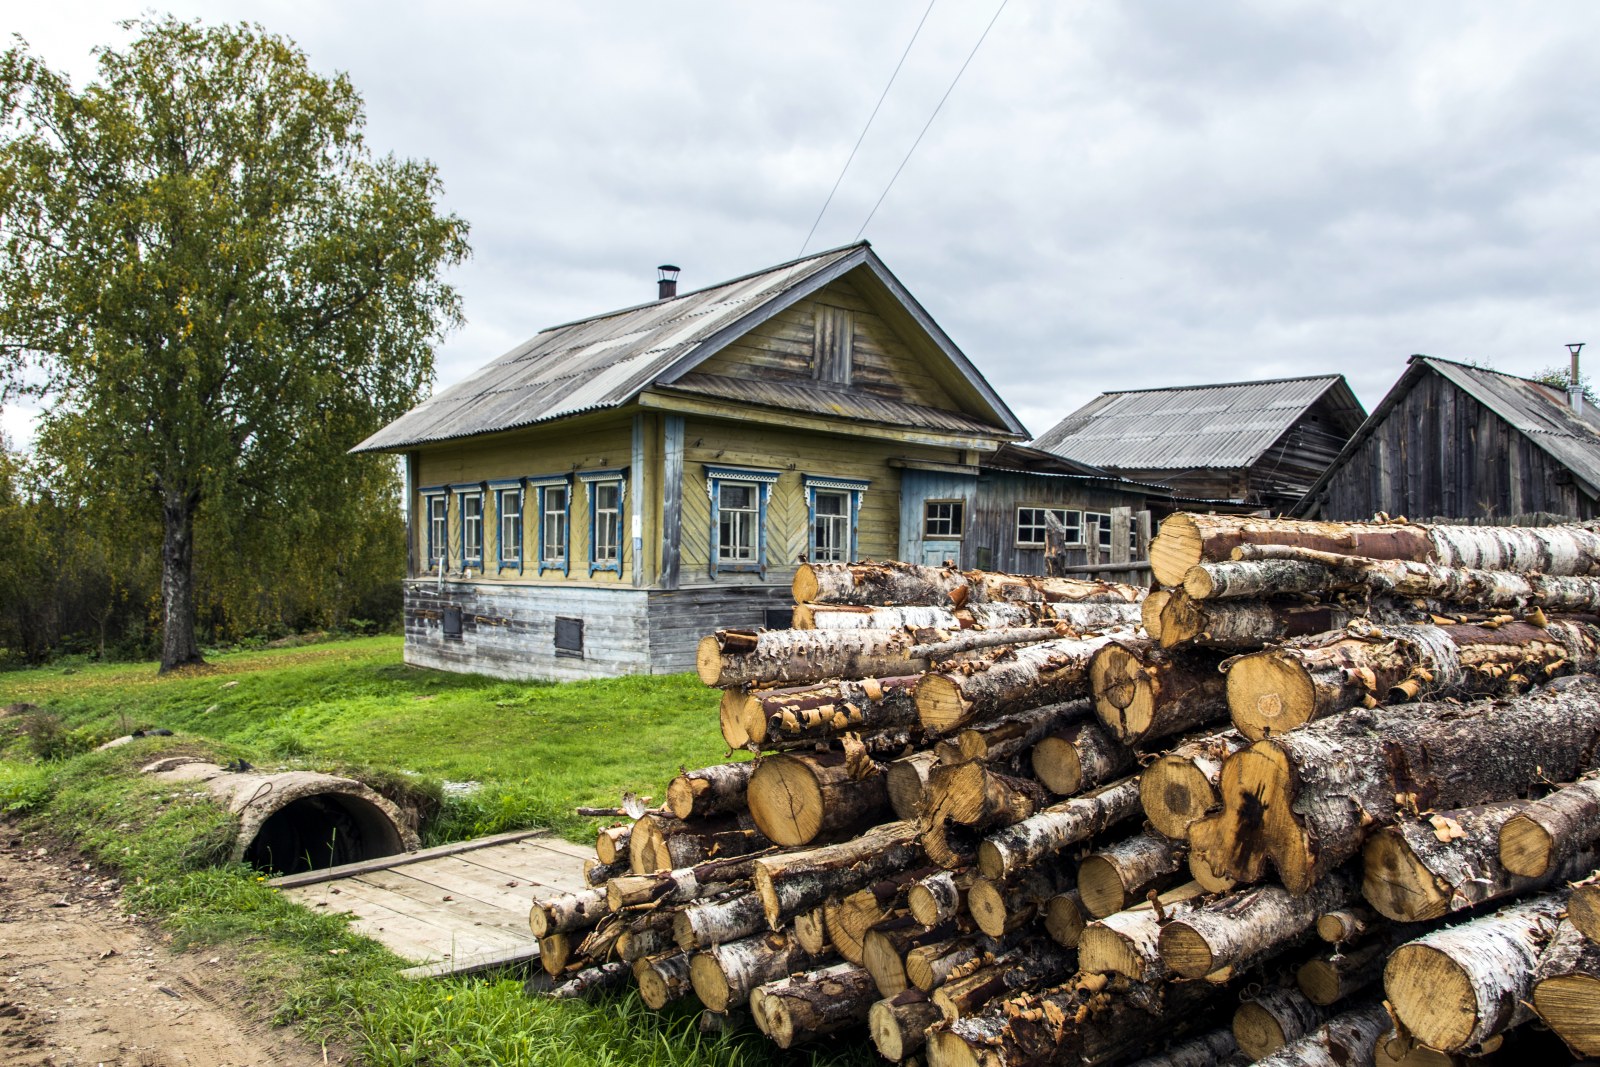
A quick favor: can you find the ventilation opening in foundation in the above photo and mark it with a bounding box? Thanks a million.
[241,792,407,875]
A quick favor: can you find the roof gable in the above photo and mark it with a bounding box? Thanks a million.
[1030,375,1363,472]
[354,243,1025,452]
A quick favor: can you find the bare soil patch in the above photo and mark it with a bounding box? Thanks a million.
[0,824,326,1067]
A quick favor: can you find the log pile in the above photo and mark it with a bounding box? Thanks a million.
[523,531,1600,1064]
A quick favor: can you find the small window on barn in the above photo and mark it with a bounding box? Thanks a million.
[812,305,854,386]
[924,500,965,539]
[1016,507,1079,548]
[554,616,583,657]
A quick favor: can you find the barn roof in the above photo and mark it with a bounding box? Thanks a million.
[1029,375,1363,472]
[354,242,1025,452]
[1297,356,1600,509]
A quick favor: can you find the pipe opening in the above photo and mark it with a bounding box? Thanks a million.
[241,792,407,875]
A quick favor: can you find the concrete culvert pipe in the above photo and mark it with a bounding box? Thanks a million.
[141,758,420,874]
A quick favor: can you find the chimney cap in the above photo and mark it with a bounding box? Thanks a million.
[657,264,681,278]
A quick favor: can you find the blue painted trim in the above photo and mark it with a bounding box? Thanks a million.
[703,463,781,484]
[422,491,450,571]
[536,482,571,576]
[586,475,626,576]
[419,483,449,494]
[456,487,485,569]
[708,473,772,578]
[448,481,483,492]
[486,477,523,489]
[803,475,869,563]
[577,466,628,484]
[496,486,523,573]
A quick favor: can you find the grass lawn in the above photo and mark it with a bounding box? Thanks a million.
[0,636,867,1066]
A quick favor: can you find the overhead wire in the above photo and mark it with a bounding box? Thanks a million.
[855,0,1008,240]
[798,0,938,257]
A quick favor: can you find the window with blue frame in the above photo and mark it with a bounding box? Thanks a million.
[803,475,868,563]
[493,482,523,570]
[456,487,484,569]
[423,491,448,570]
[706,465,781,576]
[579,469,627,575]
[528,475,571,575]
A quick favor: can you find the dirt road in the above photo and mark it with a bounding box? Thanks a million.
[0,825,326,1067]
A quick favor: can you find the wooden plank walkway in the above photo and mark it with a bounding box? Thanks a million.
[269,829,591,979]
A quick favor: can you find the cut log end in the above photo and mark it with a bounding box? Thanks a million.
[1045,891,1087,947]
[1533,973,1600,1056]
[746,756,825,847]
[1150,514,1205,588]
[1077,854,1131,919]
[1572,885,1600,942]
[1157,922,1217,979]
[696,635,725,687]
[1090,642,1155,740]
[1225,652,1316,741]
[966,878,1009,938]
[1497,813,1557,879]
[718,689,751,748]
[689,953,733,1013]
[1031,735,1086,796]
[928,1029,986,1067]
[791,565,820,607]
[1141,756,1218,841]
[915,674,969,734]
[1231,999,1295,1060]
[1384,942,1481,1054]
[1361,830,1450,923]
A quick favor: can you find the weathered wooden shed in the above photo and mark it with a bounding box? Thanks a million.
[1031,375,1366,513]
[352,242,1031,680]
[1296,356,1600,521]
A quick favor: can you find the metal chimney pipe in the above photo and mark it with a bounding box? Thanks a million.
[1568,342,1586,414]
[657,264,680,301]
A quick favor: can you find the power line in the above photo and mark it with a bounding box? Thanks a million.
[798,0,937,256]
[856,0,1008,240]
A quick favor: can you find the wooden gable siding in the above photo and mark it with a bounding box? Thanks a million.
[692,277,961,412]
[1303,371,1596,521]
[676,416,960,586]
[412,418,639,584]
[1246,395,1357,509]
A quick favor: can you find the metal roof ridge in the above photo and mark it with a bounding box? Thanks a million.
[1096,373,1344,396]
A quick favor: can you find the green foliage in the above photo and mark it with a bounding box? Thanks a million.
[1532,366,1599,406]
[0,17,469,668]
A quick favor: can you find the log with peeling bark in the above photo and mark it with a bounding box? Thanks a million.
[584,857,627,887]
[910,625,1069,661]
[595,823,631,866]
[792,906,828,955]
[908,868,969,926]
[1149,512,1600,589]
[792,602,962,630]
[792,560,1141,607]
[861,914,961,996]
[1384,891,1567,1053]
[1158,592,1380,651]
[1499,769,1600,878]
[921,761,1057,869]
[1233,986,1325,1059]
[967,857,1077,939]
[1189,678,1600,894]
[931,940,1076,1022]
[827,887,910,965]
[1225,617,1600,742]
[1316,907,1376,944]
[1042,599,1144,629]
[1157,868,1359,979]
[688,931,825,1011]
[955,699,1087,762]
[1078,831,1188,918]
[976,776,1143,880]
[1077,882,1207,982]
[1088,639,1229,747]
[633,949,695,1009]
[915,632,1122,735]
[616,910,678,963]
[627,811,767,874]
[905,930,1017,993]
[1531,919,1600,1057]
[869,989,942,1061]
[697,627,928,689]
[1246,1001,1389,1067]
[751,820,922,928]
[748,961,876,1049]
[1124,1029,1243,1067]
[673,891,766,951]
[666,762,755,820]
[1297,938,1391,1006]
[1362,801,1598,922]
[738,674,921,748]
[547,961,630,999]
[1139,728,1249,841]
[746,750,888,847]
[886,750,938,821]
[1030,718,1134,797]
[605,850,767,910]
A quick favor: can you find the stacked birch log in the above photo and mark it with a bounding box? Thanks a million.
[525,527,1600,1065]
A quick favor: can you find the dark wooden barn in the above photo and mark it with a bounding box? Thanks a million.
[1030,375,1366,514]
[1296,356,1600,522]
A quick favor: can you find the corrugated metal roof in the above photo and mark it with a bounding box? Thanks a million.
[354,242,1024,452]
[658,372,1004,436]
[1030,375,1355,471]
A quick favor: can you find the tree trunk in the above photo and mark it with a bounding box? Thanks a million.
[1158,593,1374,651]
[1089,639,1229,747]
[547,961,630,999]
[584,857,627,887]
[1383,890,1567,1052]
[1246,1002,1389,1067]
[967,857,1077,939]
[917,633,1122,735]
[616,910,677,963]
[1124,1029,1242,1067]
[748,961,876,1049]
[932,940,1076,1022]
[1316,907,1377,945]
[1157,868,1359,979]
[1297,938,1391,1006]
[674,891,766,951]
[746,750,888,847]
[1361,801,1598,922]
[1149,512,1600,588]
[666,761,755,820]
[792,602,961,630]
[1077,882,1207,982]
[861,915,960,996]
[738,674,922,748]
[910,625,1065,660]
[629,812,768,874]
[907,867,970,926]
[751,820,922,928]
[1499,769,1600,878]
[927,760,1055,830]
[1078,831,1188,918]
[887,751,939,820]
[1032,718,1134,797]
[529,887,609,937]
[697,627,927,688]
[1233,986,1325,1060]
[633,949,695,1009]
[1225,619,1600,741]
[1531,919,1600,1058]
[1188,677,1600,894]
[158,486,204,672]
[869,990,942,1061]
[956,699,1087,762]
[976,776,1142,880]
[1139,729,1248,841]
[793,560,1141,607]
[1043,599,1143,630]
[604,850,765,910]
[595,822,632,865]
[688,932,825,1011]
[904,930,1020,993]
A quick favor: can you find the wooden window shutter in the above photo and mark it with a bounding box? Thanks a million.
[812,305,853,385]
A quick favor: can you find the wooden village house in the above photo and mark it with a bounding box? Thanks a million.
[1030,375,1366,514]
[354,243,1164,680]
[1296,355,1600,522]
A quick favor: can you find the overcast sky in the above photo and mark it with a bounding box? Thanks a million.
[6,2,1598,446]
